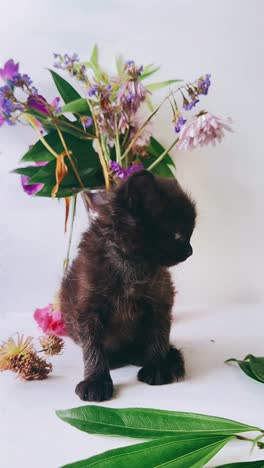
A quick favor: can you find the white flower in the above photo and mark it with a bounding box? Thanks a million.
[177,112,233,151]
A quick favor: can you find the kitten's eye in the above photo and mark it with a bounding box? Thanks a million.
[175,233,182,241]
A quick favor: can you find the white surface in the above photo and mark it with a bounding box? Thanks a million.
[0,0,264,313]
[0,305,264,468]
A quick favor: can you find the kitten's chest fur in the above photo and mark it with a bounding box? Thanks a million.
[102,256,166,351]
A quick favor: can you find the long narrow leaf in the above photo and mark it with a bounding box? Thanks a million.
[56,406,262,439]
[62,99,90,115]
[139,66,160,81]
[61,435,232,468]
[49,70,81,103]
[146,79,182,91]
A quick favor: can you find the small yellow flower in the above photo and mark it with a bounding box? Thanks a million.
[0,334,34,371]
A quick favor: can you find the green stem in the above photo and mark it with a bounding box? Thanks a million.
[147,138,179,171]
[64,194,77,271]
[114,115,121,164]
[85,98,110,189]
[54,122,92,207]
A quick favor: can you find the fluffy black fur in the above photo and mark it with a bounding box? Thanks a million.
[60,170,196,401]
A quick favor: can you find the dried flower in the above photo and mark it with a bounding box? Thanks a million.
[0,59,19,82]
[0,334,34,371]
[34,303,66,336]
[14,352,52,380]
[177,112,233,151]
[197,74,211,95]
[182,95,199,111]
[117,80,147,115]
[80,116,93,129]
[39,335,64,356]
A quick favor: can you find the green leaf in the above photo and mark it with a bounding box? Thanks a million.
[56,406,261,439]
[145,136,175,177]
[139,66,160,81]
[61,435,232,468]
[21,131,62,162]
[146,79,183,91]
[14,132,103,198]
[246,355,264,383]
[90,44,99,65]
[49,70,81,103]
[226,359,264,383]
[62,98,90,115]
[215,462,264,468]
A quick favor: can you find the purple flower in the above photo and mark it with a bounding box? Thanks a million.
[117,80,147,115]
[197,74,211,95]
[0,85,12,98]
[0,59,19,82]
[125,61,143,77]
[85,116,93,128]
[11,73,32,88]
[182,97,199,111]
[126,163,144,177]
[50,96,61,114]
[53,53,79,70]
[109,160,144,180]
[0,98,16,115]
[88,85,98,97]
[21,161,48,196]
[174,116,187,133]
[126,60,135,66]
[27,94,49,114]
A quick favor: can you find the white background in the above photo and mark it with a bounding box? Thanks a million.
[0,1,264,467]
[1,0,263,314]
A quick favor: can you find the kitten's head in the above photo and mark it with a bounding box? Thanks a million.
[111,170,196,267]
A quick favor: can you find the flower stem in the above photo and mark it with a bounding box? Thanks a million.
[147,138,179,171]
[85,98,110,189]
[114,115,121,164]
[64,194,77,271]
[54,122,92,207]
[120,97,167,162]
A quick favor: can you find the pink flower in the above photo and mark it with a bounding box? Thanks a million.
[0,59,19,82]
[34,304,66,336]
[176,112,233,151]
[0,114,5,127]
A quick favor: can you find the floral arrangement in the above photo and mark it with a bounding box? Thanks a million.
[0,45,232,344]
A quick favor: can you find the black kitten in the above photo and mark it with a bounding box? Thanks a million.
[60,170,196,401]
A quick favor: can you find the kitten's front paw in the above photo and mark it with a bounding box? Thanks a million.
[75,375,114,401]
[137,365,173,385]
[137,347,185,386]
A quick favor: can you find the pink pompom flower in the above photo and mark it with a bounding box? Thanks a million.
[34,304,66,336]
[177,112,233,151]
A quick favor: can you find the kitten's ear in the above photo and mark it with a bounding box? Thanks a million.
[121,170,161,213]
